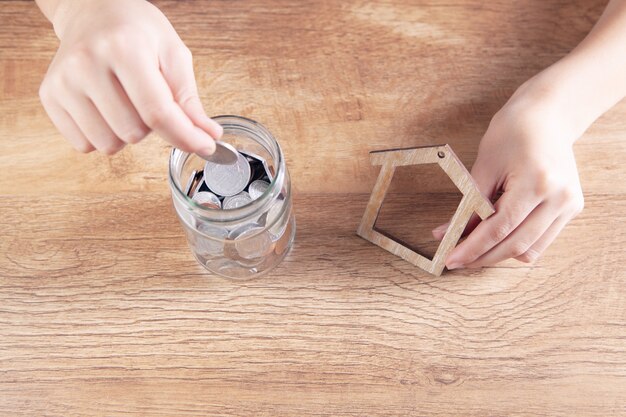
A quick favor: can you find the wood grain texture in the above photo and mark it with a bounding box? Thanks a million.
[1,0,625,415]
[0,193,625,416]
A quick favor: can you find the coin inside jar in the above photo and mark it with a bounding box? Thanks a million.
[195,223,229,256]
[241,150,274,181]
[185,170,205,197]
[192,191,222,209]
[184,170,198,196]
[204,152,251,197]
[229,223,274,259]
[248,180,270,200]
[172,115,294,278]
[274,217,293,255]
[223,191,253,210]
[267,199,287,237]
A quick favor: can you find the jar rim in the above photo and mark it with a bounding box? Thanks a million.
[168,115,285,223]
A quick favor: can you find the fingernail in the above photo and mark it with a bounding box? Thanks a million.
[446,262,464,270]
[445,253,464,270]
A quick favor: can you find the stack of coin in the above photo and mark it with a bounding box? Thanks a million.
[185,150,273,210]
[186,148,288,262]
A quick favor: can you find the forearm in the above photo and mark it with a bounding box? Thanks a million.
[527,0,626,140]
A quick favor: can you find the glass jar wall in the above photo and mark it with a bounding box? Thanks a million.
[168,115,295,278]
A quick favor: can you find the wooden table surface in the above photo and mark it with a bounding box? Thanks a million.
[1,1,625,415]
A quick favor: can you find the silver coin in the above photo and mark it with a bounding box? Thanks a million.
[194,223,228,256]
[248,180,270,200]
[198,222,229,238]
[185,170,204,197]
[229,223,273,259]
[204,152,251,197]
[240,150,274,181]
[184,170,198,196]
[268,199,288,240]
[194,178,207,195]
[223,191,252,210]
[192,191,222,209]
[197,141,238,165]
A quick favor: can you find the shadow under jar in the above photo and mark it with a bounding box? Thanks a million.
[169,115,295,278]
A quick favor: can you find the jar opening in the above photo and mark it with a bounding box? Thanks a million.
[169,115,286,223]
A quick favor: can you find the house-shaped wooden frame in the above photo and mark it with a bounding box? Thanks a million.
[357,144,495,276]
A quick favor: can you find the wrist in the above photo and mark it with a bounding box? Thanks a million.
[49,0,104,39]
[520,49,626,142]
[499,55,619,146]
[493,75,581,147]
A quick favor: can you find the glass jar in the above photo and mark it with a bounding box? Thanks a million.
[168,115,295,278]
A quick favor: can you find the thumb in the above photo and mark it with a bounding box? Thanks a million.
[160,45,223,141]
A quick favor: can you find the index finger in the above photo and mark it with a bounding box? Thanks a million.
[112,51,216,154]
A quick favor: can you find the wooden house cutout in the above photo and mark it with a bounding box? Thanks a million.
[357,144,495,276]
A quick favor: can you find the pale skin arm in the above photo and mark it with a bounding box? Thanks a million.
[434,0,626,269]
[35,0,222,155]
